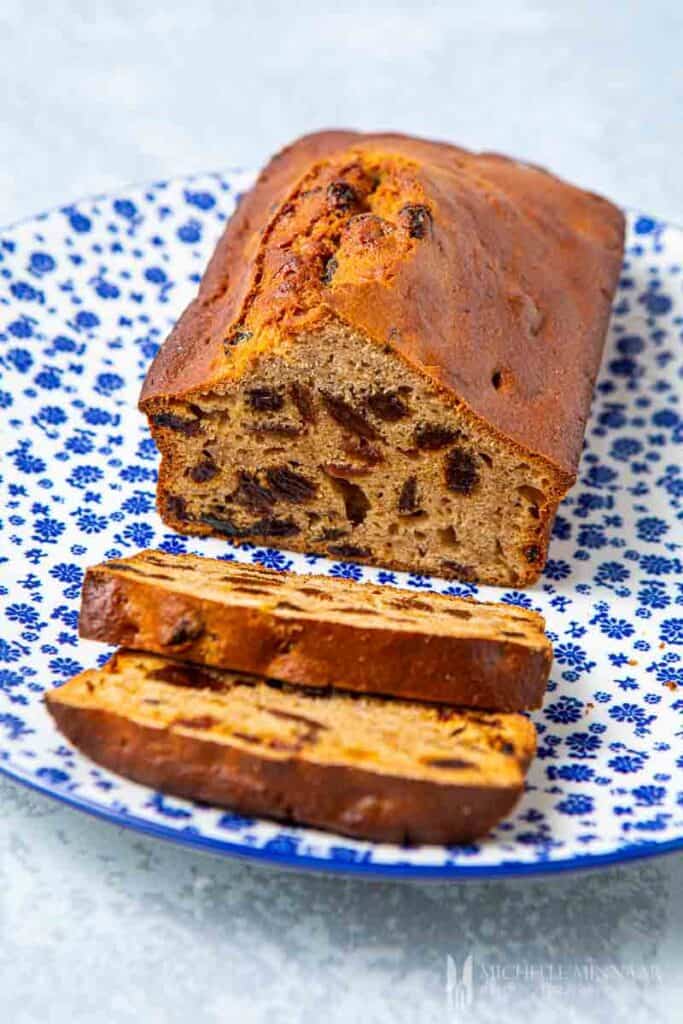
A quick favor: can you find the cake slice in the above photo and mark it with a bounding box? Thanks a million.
[140,130,624,586]
[45,650,536,844]
[78,550,552,711]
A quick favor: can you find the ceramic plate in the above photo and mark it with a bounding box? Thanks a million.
[1,173,681,878]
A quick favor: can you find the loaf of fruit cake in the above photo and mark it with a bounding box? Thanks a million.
[79,550,552,710]
[140,130,625,586]
[46,650,537,844]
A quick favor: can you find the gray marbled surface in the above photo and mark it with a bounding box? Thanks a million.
[1,1,681,1021]
[1,775,681,1023]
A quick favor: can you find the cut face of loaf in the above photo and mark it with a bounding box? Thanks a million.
[46,650,537,845]
[79,549,553,710]
[140,131,625,586]
[147,328,562,586]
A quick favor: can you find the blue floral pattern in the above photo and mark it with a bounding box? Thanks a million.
[0,177,682,877]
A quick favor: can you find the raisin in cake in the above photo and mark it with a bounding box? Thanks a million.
[46,650,537,844]
[140,130,625,586]
[79,550,552,710]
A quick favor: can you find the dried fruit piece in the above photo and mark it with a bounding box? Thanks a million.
[414,423,460,450]
[367,391,409,421]
[423,757,475,769]
[224,329,253,350]
[151,412,200,436]
[445,448,479,495]
[384,595,431,613]
[319,390,379,440]
[232,730,264,745]
[289,382,316,423]
[328,476,371,526]
[231,472,275,512]
[398,476,421,515]
[442,560,478,581]
[273,599,305,613]
[266,467,316,503]
[165,495,189,521]
[247,387,284,412]
[150,663,229,692]
[201,514,300,539]
[164,615,205,646]
[523,544,541,563]
[140,554,178,569]
[268,707,328,734]
[102,562,169,579]
[175,715,219,730]
[189,457,218,483]
[326,181,358,210]
[327,543,371,559]
[321,256,338,284]
[250,517,301,538]
[201,515,245,537]
[399,204,432,238]
[319,527,348,541]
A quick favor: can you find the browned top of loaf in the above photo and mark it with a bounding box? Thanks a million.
[140,130,625,478]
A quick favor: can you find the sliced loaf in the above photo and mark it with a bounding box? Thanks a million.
[46,650,536,844]
[79,549,552,710]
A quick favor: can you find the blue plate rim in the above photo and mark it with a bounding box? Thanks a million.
[2,759,681,880]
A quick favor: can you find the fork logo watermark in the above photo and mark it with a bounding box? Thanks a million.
[446,955,474,1015]
[445,953,661,1016]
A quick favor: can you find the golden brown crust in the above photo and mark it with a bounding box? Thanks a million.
[47,701,527,844]
[140,130,624,478]
[46,648,536,845]
[78,550,552,711]
[140,130,358,404]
